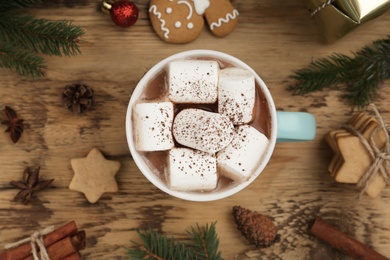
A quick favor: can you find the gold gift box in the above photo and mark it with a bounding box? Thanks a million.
[306,0,390,43]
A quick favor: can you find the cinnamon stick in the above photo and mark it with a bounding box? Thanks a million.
[23,231,86,260]
[309,217,388,260]
[0,221,78,260]
[61,252,81,260]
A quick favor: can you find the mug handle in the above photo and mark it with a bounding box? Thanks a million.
[276,111,316,142]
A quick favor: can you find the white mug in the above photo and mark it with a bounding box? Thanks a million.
[126,50,315,201]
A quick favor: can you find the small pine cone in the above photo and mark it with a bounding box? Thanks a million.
[232,205,277,248]
[62,84,94,114]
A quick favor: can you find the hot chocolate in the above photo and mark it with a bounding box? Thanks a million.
[132,57,272,193]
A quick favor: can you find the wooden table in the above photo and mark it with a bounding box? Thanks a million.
[1,0,390,259]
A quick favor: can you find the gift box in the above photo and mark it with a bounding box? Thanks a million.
[305,0,390,43]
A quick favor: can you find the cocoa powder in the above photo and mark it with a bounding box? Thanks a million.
[134,57,271,192]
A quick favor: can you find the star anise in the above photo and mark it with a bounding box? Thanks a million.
[10,167,54,204]
[2,106,24,143]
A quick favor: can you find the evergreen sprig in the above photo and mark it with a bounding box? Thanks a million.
[288,36,390,108]
[0,0,42,11]
[0,43,46,78]
[186,223,222,260]
[0,0,84,78]
[125,222,223,260]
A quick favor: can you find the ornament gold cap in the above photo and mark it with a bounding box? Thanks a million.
[101,0,115,13]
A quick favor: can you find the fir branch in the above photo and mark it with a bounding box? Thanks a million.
[0,43,45,78]
[126,228,195,260]
[0,0,42,11]
[288,35,390,108]
[343,37,390,106]
[0,12,84,57]
[0,0,84,78]
[288,53,353,94]
[186,222,222,260]
[125,223,223,260]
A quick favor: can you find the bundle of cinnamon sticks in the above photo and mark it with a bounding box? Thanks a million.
[0,221,86,260]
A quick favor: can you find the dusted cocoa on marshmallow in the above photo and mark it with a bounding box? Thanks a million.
[218,67,255,125]
[169,60,219,103]
[217,125,269,182]
[168,148,217,191]
[133,101,174,151]
[173,108,234,154]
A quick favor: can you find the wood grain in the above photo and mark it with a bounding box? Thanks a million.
[1,0,390,259]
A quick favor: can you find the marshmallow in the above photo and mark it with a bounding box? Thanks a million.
[217,125,269,182]
[133,101,174,151]
[168,60,219,103]
[173,108,234,154]
[168,148,218,191]
[218,67,255,125]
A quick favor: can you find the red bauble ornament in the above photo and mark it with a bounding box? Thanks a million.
[102,0,138,28]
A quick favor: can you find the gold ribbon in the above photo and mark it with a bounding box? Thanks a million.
[343,104,390,199]
[311,0,336,16]
[4,226,55,260]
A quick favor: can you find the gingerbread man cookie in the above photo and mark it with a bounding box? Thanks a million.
[204,0,239,37]
[149,0,205,43]
[149,0,239,43]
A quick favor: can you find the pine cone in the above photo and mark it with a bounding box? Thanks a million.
[232,205,277,248]
[62,84,94,114]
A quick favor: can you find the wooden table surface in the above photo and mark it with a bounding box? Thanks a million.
[1,0,390,259]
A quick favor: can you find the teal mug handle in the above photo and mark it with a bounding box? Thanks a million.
[276,111,316,142]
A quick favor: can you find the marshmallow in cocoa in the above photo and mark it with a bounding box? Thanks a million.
[173,108,234,154]
[168,60,219,103]
[217,125,269,182]
[168,147,217,191]
[133,101,174,151]
[218,67,255,125]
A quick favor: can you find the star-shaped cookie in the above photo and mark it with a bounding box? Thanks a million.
[69,148,120,203]
[325,112,387,198]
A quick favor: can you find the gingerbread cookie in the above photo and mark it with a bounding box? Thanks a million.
[149,0,205,44]
[149,0,238,43]
[204,0,239,37]
[69,148,121,203]
[325,112,388,198]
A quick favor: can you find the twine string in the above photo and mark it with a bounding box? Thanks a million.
[311,0,336,17]
[4,226,55,260]
[371,104,390,184]
[343,104,390,199]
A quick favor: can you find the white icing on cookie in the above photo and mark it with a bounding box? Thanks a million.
[149,5,170,39]
[175,1,196,31]
[210,9,239,30]
[178,0,193,20]
[166,7,172,14]
[192,0,210,15]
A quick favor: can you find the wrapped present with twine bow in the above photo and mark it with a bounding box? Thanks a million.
[305,0,390,43]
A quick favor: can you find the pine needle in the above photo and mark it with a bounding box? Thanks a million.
[0,0,84,78]
[186,222,222,260]
[125,223,223,260]
[288,53,353,94]
[125,228,195,260]
[0,0,42,11]
[0,12,84,57]
[0,43,45,78]
[288,35,390,108]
